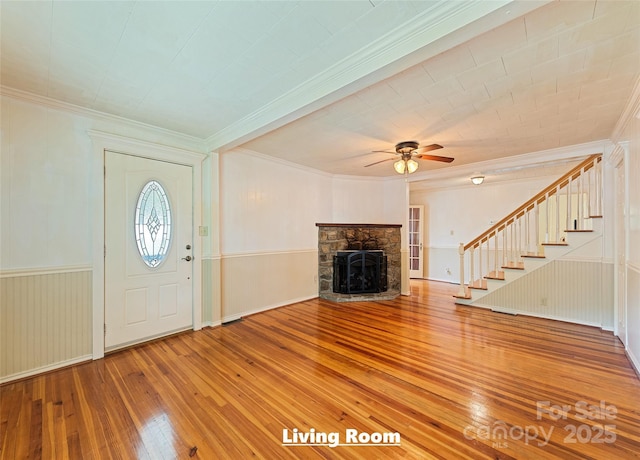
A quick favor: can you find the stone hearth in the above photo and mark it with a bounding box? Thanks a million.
[316,223,401,302]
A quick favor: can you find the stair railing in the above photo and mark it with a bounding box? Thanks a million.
[457,154,602,298]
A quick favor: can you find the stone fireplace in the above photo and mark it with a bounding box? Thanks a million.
[316,223,401,302]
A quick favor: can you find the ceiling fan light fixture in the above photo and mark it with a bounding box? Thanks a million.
[471,174,485,185]
[364,140,450,174]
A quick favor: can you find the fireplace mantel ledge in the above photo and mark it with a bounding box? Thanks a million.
[315,223,402,228]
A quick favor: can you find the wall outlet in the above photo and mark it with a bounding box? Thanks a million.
[446,268,451,275]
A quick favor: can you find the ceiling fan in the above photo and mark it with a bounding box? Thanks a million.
[365,141,454,175]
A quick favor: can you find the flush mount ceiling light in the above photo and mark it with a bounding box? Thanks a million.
[471,174,485,185]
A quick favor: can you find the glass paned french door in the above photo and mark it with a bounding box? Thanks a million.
[409,205,424,278]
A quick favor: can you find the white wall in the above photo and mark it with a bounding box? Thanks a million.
[619,103,640,373]
[218,150,329,321]
[331,176,388,224]
[201,154,221,325]
[1,97,93,270]
[410,175,557,282]
[217,150,408,321]
[220,150,332,254]
[0,94,95,381]
[383,179,409,225]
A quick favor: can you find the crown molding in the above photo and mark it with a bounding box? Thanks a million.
[206,0,546,153]
[612,75,640,142]
[226,148,334,178]
[608,142,628,168]
[1,85,206,152]
[89,130,207,164]
[408,139,611,187]
[227,148,398,183]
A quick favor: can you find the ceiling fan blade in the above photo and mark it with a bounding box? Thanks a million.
[414,143,443,153]
[370,149,396,154]
[364,158,396,167]
[415,154,455,163]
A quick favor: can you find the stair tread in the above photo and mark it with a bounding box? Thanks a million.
[521,252,545,258]
[453,293,472,300]
[542,242,568,246]
[589,215,603,218]
[565,229,593,233]
[468,279,487,290]
[502,262,524,270]
[453,286,471,299]
[485,270,505,280]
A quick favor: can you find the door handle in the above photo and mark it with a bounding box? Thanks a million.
[181,255,193,262]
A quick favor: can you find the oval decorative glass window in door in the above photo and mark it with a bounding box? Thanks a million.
[135,180,172,267]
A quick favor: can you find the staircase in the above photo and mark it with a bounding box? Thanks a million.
[454,154,603,309]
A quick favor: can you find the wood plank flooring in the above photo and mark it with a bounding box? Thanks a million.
[2,280,639,459]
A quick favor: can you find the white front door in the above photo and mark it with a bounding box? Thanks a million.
[409,205,424,278]
[105,151,194,351]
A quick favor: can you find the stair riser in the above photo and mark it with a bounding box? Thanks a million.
[519,258,547,271]
[486,278,505,291]
[541,245,567,259]
[565,232,599,247]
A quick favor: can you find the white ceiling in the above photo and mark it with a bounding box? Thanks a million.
[1,0,639,179]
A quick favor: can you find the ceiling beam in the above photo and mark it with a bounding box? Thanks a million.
[206,0,551,154]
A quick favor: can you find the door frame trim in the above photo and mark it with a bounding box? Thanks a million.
[409,204,424,279]
[89,130,206,360]
[610,142,628,344]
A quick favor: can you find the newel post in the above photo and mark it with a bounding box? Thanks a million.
[457,243,466,297]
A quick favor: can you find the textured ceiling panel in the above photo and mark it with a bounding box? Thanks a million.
[1,0,638,180]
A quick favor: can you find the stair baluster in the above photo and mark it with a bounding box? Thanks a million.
[494,231,499,276]
[566,176,572,233]
[555,185,561,242]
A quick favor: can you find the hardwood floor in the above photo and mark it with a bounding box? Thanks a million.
[2,280,639,459]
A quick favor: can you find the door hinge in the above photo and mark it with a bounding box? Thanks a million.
[104,324,107,336]
[104,245,106,258]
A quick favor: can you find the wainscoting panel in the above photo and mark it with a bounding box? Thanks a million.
[627,264,640,373]
[479,260,614,329]
[201,257,222,326]
[0,268,92,382]
[221,250,318,322]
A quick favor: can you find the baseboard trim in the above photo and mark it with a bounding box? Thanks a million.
[626,348,640,379]
[222,295,318,324]
[201,320,222,328]
[424,277,459,285]
[473,303,608,329]
[1,355,92,385]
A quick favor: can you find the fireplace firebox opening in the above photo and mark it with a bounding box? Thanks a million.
[333,250,387,294]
